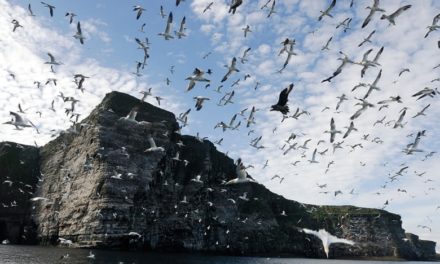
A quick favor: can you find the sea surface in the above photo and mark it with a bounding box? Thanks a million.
[0,245,437,264]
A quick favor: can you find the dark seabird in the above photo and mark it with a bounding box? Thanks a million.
[270,83,294,115]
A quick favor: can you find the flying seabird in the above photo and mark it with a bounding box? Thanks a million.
[203,2,214,13]
[302,228,355,258]
[308,148,319,163]
[175,16,187,39]
[267,0,276,18]
[228,0,243,15]
[335,94,348,110]
[393,108,406,128]
[186,68,210,91]
[324,118,341,143]
[343,121,357,138]
[270,83,294,115]
[4,112,39,133]
[133,5,146,20]
[221,57,239,82]
[194,96,210,111]
[242,25,252,38]
[45,53,62,65]
[363,69,382,99]
[412,104,430,118]
[412,87,438,100]
[279,43,297,72]
[321,37,333,51]
[362,0,385,28]
[65,12,76,24]
[318,0,336,21]
[377,95,402,104]
[140,88,152,102]
[358,30,376,47]
[239,47,251,64]
[246,106,257,127]
[351,98,374,120]
[158,12,174,40]
[41,2,55,17]
[225,158,255,185]
[73,21,85,44]
[359,47,383,78]
[28,4,36,16]
[279,38,295,56]
[123,106,139,122]
[11,19,23,32]
[322,51,353,82]
[381,5,412,25]
[398,68,410,77]
[425,13,440,38]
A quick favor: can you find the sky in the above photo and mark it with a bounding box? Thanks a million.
[1,0,439,252]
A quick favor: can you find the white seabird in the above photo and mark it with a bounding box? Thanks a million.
[65,12,77,24]
[308,148,319,164]
[393,108,406,128]
[239,47,251,64]
[133,5,146,20]
[185,68,210,91]
[73,21,85,44]
[41,2,55,17]
[225,158,255,185]
[302,228,355,258]
[358,30,376,47]
[403,131,423,155]
[318,0,336,21]
[242,25,252,38]
[158,12,174,40]
[4,112,39,133]
[362,0,385,28]
[324,118,341,143]
[342,121,357,138]
[425,13,440,38]
[144,134,164,152]
[381,4,411,25]
[193,96,210,111]
[45,53,62,65]
[175,16,186,39]
[122,107,139,122]
[221,57,239,82]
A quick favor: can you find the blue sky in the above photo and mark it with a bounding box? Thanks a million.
[1,0,440,251]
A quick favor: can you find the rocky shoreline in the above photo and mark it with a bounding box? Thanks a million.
[0,91,437,260]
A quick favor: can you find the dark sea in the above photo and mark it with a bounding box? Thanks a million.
[0,245,437,264]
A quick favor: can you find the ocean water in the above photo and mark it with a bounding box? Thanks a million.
[0,245,437,264]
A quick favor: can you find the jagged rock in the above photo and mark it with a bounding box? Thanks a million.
[0,91,437,260]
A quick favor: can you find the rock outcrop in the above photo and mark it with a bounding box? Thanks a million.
[0,91,437,260]
[0,142,39,244]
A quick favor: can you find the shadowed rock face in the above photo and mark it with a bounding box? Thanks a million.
[0,142,40,244]
[0,91,436,260]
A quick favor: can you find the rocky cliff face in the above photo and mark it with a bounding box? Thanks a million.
[0,142,39,244]
[0,91,436,260]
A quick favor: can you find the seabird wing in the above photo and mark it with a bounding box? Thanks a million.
[47,53,55,62]
[276,83,293,106]
[432,13,440,25]
[179,16,186,32]
[390,5,411,18]
[165,12,173,34]
[77,21,82,34]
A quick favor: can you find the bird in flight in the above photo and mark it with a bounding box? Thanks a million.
[318,0,336,21]
[270,83,294,115]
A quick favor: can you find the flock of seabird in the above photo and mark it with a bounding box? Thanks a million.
[2,0,440,258]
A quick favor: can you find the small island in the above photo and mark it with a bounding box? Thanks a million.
[0,92,436,260]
